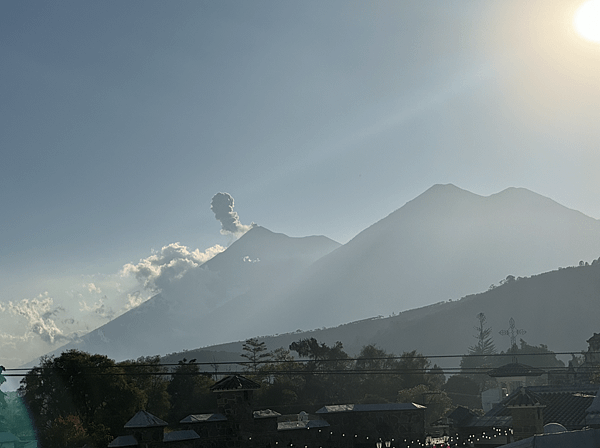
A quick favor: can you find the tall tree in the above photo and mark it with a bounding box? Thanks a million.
[240,338,272,376]
[19,350,145,447]
[460,313,497,392]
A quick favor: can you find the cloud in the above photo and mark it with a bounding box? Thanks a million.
[124,291,145,311]
[211,192,254,237]
[121,242,225,292]
[79,296,115,321]
[87,283,101,294]
[4,293,71,344]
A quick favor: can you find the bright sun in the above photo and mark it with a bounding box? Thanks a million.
[574,0,600,43]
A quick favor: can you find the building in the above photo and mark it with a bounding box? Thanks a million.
[109,375,428,448]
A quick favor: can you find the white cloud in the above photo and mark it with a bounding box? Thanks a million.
[121,242,225,292]
[124,291,145,311]
[87,283,101,294]
[79,296,115,320]
[4,293,71,344]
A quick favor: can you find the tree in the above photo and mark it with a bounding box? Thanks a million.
[289,338,351,406]
[468,313,496,359]
[353,345,403,403]
[443,375,481,409]
[240,338,272,376]
[166,359,215,423]
[460,313,497,392]
[397,350,430,390]
[19,350,145,447]
[44,415,88,448]
[119,355,171,419]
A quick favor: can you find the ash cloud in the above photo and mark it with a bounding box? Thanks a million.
[211,192,254,237]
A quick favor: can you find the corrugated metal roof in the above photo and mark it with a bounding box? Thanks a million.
[585,386,600,413]
[210,375,261,391]
[315,403,425,414]
[124,410,168,428]
[180,413,227,423]
[163,430,201,442]
[467,384,599,430]
[506,388,544,407]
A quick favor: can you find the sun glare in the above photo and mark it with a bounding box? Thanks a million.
[574,0,600,43]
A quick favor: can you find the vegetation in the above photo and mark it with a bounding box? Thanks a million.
[17,339,458,446]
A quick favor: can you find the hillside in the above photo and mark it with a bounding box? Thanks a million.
[181,260,600,369]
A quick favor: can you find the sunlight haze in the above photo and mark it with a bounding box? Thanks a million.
[1,0,600,369]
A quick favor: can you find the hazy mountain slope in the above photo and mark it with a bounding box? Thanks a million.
[242,184,600,333]
[116,184,600,362]
[198,261,600,368]
[38,227,340,362]
[32,184,600,366]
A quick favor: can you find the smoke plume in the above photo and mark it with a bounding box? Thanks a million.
[211,192,253,237]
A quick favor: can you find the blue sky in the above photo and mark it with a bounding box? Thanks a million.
[1,0,599,367]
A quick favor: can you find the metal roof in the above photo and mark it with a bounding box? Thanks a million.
[488,362,545,378]
[506,388,544,407]
[502,427,600,448]
[278,420,330,431]
[108,435,138,447]
[180,413,227,424]
[316,403,425,414]
[210,374,261,391]
[466,384,599,430]
[163,430,201,443]
[124,410,168,428]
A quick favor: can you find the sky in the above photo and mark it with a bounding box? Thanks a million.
[1,0,600,369]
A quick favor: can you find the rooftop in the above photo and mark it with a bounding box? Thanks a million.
[180,413,227,424]
[316,403,425,414]
[210,374,261,392]
[124,410,168,428]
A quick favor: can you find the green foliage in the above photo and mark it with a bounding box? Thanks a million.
[44,414,88,448]
[166,358,215,423]
[119,355,171,419]
[460,313,498,392]
[443,375,481,409]
[492,339,565,369]
[19,350,146,447]
[241,338,273,378]
[288,338,353,407]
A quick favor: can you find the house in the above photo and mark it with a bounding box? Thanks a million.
[108,411,200,448]
[109,374,428,448]
[449,384,600,446]
[500,427,600,448]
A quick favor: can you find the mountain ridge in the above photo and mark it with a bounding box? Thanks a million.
[27,184,600,366]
